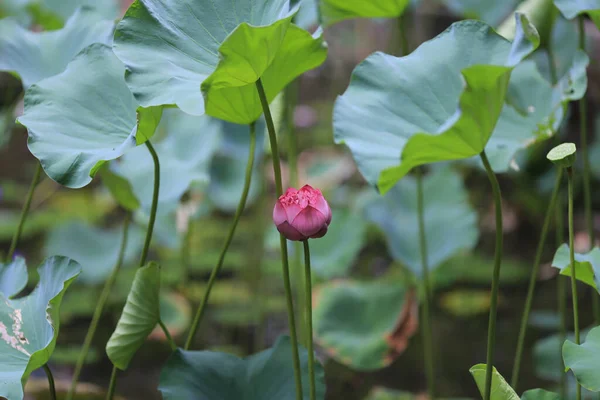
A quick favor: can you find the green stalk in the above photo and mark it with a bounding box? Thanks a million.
[43,364,57,400]
[480,151,504,400]
[511,168,563,388]
[285,80,306,346]
[567,167,581,400]
[159,319,177,351]
[66,214,131,400]
[184,122,257,350]
[302,240,316,400]
[140,141,160,266]
[398,12,409,56]
[5,163,42,262]
[256,77,303,400]
[106,140,161,400]
[416,167,435,399]
[577,16,600,328]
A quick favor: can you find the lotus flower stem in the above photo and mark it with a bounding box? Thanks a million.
[66,214,131,400]
[184,122,257,350]
[567,167,582,400]
[302,240,317,400]
[479,150,503,400]
[139,141,160,267]
[578,16,600,328]
[511,168,563,388]
[43,364,57,400]
[159,319,177,351]
[256,77,304,400]
[415,167,435,399]
[105,365,118,400]
[5,162,42,262]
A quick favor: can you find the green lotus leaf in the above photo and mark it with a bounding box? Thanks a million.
[313,277,418,370]
[159,335,325,400]
[44,221,144,284]
[554,0,600,28]
[113,0,327,123]
[310,208,366,279]
[0,257,27,298]
[18,43,163,188]
[0,7,114,89]
[563,325,600,392]
[208,120,265,212]
[319,0,410,27]
[99,164,141,212]
[0,0,31,24]
[364,168,478,275]
[106,262,161,370]
[521,389,561,400]
[113,109,223,214]
[334,14,539,193]
[551,244,600,292]
[443,0,519,26]
[0,256,81,400]
[295,0,319,30]
[37,0,119,22]
[469,364,520,400]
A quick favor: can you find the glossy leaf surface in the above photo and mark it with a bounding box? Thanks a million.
[364,168,478,275]
[18,44,162,188]
[159,335,325,399]
[334,14,539,192]
[313,277,418,370]
[0,256,80,400]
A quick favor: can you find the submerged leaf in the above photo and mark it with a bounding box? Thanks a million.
[313,277,418,370]
[18,44,162,188]
[0,256,81,400]
[159,335,325,400]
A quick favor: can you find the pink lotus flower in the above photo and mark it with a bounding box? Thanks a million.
[273,185,332,241]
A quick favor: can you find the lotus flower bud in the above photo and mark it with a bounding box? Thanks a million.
[273,185,332,241]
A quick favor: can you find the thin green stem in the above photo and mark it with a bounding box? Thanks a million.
[105,366,118,400]
[567,168,581,400]
[511,169,563,389]
[6,163,42,262]
[43,364,57,400]
[557,273,567,400]
[256,77,303,400]
[66,215,131,400]
[159,319,177,351]
[480,151,504,400]
[184,122,257,350]
[302,240,316,400]
[416,168,435,399]
[139,141,160,267]
[398,12,409,56]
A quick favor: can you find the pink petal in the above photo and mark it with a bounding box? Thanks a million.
[284,202,304,223]
[276,221,307,241]
[313,194,331,225]
[310,225,328,239]
[291,206,327,237]
[273,201,288,225]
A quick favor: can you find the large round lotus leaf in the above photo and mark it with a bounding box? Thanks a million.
[159,335,325,400]
[44,221,144,284]
[0,7,114,89]
[554,0,600,29]
[208,119,265,212]
[469,364,519,400]
[310,208,366,279]
[443,0,518,25]
[334,14,539,193]
[113,110,223,215]
[563,325,600,392]
[107,262,161,370]
[477,49,588,172]
[551,244,600,292]
[313,277,418,370]
[364,168,478,276]
[0,256,81,400]
[319,0,409,27]
[18,43,163,188]
[0,257,27,298]
[113,0,327,124]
